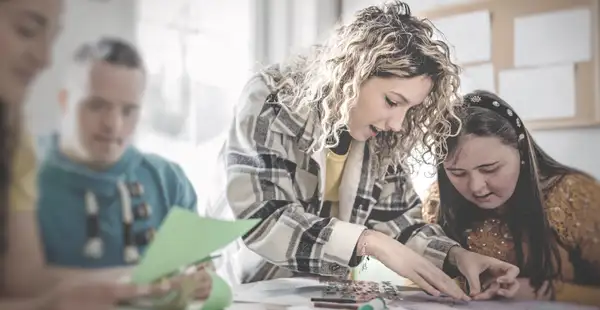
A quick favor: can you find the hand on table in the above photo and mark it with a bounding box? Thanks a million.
[448,247,520,300]
[361,230,471,301]
[466,277,550,301]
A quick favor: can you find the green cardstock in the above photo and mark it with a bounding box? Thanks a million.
[131,207,259,284]
[201,270,233,310]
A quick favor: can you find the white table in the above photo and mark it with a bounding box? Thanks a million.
[232,278,598,310]
[119,278,599,309]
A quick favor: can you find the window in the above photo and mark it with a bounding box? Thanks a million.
[135,0,252,202]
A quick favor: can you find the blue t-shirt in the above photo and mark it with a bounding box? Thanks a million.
[37,135,197,268]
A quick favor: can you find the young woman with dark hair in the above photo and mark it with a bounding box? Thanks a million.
[423,90,600,306]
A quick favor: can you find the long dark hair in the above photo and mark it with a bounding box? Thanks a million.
[436,90,583,297]
[0,98,17,261]
[0,0,20,260]
[0,0,33,274]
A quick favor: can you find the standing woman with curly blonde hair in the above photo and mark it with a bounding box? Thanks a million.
[218,0,520,300]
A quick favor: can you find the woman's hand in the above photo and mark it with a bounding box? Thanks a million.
[468,276,520,300]
[361,230,470,301]
[448,247,520,300]
[469,278,552,301]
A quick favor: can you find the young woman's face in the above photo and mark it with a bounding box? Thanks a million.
[347,75,432,141]
[0,0,62,106]
[443,135,521,210]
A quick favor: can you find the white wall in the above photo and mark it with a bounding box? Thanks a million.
[339,0,600,190]
[25,0,137,135]
[134,0,254,204]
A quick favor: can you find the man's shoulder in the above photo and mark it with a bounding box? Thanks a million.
[139,151,181,169]
[138,151,188,180]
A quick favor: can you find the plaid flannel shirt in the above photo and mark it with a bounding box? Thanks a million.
[219,73,459,283]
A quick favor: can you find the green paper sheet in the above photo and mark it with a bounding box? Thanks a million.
[131,207,259,284]
[201,270,233,310]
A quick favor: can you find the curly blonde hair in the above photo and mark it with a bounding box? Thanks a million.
[261,0,462,175]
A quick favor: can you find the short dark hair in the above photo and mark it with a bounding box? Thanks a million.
[73,37,144,70]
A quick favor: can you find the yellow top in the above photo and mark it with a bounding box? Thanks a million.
[324,147,353,279]
[9,132,38,212]
[324,149,349,219]
[423,174,600,306]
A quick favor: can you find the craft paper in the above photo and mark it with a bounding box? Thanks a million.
[131,207,259,284]
[233,278,326,306]
[388,292,596,310]
[200,270,233,310]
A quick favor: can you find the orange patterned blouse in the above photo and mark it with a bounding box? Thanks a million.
[423,173,600,306]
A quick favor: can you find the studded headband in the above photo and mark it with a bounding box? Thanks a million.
[464,93,529,165]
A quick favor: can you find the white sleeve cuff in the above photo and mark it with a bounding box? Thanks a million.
[323,220,366,266]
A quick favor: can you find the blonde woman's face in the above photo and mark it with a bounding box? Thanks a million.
[347,75,432,141]
[0,0,62,105]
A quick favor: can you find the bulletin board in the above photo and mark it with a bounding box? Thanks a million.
[420,0,600,130]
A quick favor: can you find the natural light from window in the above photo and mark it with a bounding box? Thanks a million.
[135,0,252,205]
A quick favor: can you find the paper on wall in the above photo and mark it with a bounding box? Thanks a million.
[432,10,491,64]
[514,8,592,67]
[498,64,576,121]
[459,63,495,95]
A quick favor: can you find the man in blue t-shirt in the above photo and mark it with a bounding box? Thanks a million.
[36,37,240,289]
